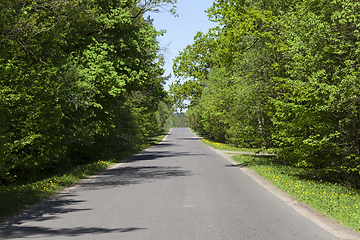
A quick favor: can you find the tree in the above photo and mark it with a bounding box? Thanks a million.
[0,0,175,184]
[169,31,217,109]
[174,0,281,147]
[271,0,360,182]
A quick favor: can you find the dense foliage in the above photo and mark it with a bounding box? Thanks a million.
[171,0,360,187]
[0,0,175,185]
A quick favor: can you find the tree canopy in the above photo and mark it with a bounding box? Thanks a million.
[171,0,360,187]
[0,0,175,184]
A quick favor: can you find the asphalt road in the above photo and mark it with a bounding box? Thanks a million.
[0,128,340,239]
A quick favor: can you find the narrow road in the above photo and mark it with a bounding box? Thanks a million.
[0,128,340,239]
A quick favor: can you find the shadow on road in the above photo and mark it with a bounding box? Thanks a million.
[80,165,192,190]
[225,163,244,168]
[0,225,145,239]
[0,193,145,239]
[0,150,194,239]
[176,137,203,140]
[0,135,203,239]
[1,194,88,225]
[152,142,174,147]
[128,150,208,162]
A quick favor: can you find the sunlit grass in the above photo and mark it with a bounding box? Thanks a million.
[189,128,275,154]
[0,131,168,221]
[200,138,275,154]
[197,133,360,232]
[233,154,360,232]
[0,159,115,220]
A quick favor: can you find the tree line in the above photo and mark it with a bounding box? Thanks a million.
[0,0,176,185]
[171,0,360,187]
[167,112,187,128]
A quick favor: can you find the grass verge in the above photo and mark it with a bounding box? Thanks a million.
[196,132,360,232]
[0,132,168,221]
[196,134,275,154]
[233,154,360,232]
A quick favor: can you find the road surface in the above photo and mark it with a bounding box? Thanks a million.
[0,128,341,239]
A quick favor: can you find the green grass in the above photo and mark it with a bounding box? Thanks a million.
[0,132,168,221]
[195,130,360,232]
[200,138,275,154]
[0,159,115,220]
[189,128,275,154]
[233,154,360,232]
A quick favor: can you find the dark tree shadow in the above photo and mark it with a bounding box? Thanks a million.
[153,143,174,147]
[0,225,145,239]
[79,165,192,190]
[225,163,245,168]
[1,194,88,225]
[0,153,193,238]
[128,150,209,162]
[0,136,201,238]
[177,137,203,140]
[0,192,146,239]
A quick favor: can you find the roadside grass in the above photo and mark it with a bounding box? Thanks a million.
[0,132,168,221]
[199,137,275,154]
[189,128,275,154]
[195,131,360,232]
[234,154,360,232]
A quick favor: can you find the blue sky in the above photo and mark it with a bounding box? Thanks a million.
[149,0,217,90]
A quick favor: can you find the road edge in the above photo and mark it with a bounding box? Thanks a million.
[193,134,360,240]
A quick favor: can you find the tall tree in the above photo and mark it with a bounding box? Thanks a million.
[271,0,360,179]
[0,0,176,184]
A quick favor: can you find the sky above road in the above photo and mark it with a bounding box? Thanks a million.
[149,0,218,90]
